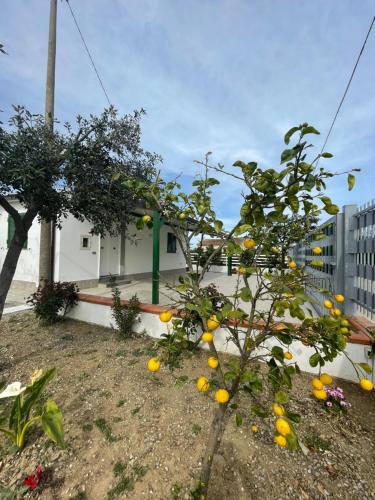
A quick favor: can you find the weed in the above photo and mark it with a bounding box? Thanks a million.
[116,399,125,408]
[192,423,202,435]
[111,288,140,338]
[133,463,147,478]
[79,372,90,381]
[113,461,126,477]
[304,433,331,453]
[171,482,182,499]
[128,359,139,366]
[72,492,87,500]
[107,476,134,499]
[94,418,121,443]
[82,423,93,432]
[131,406,141,416]
[174,375,189,388]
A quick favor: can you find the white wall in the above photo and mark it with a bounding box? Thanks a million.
[54,215,100,283]
[0,201,40,283]
[124,223,186,275]
[67,300,374,383]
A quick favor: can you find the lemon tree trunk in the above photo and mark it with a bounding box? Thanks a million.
[200,403,227,495]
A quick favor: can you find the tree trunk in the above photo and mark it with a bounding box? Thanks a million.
[199,403,228,497]
[0,229,29,321]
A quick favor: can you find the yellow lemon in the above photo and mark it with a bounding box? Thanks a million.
[335,294,345,303]
[312,389,327,400]
[244,238,256,249]
[284,352,293,360]
[331,308,341,317]
[312,247,322,255]
[319,373,333,385]
[215,389,230,404]
[207,315,220,330]
[359,378,373,391]
[159,310,173,322]
[147,358,160,372]
[238,266,247,275]
[341,319,349,327]
[178,212,186,220]
[275,418,291,436]
[274,434,287,447]
[288,261,297,269]
[272,403,285,416]
[196,376,209,392]
[251,425,258,433]
[142,214,152,223]
[311,378,323,390]
[323,300,333,309]
[207,357,219,369]
[340,327,349,335]
[201,332,214,343]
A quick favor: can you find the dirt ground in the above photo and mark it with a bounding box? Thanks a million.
[0,312,374,500]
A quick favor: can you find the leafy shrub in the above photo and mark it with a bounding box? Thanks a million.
[111,288,140,338]
[27,281,79,324]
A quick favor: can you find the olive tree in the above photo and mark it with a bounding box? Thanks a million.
[0,105,159,319]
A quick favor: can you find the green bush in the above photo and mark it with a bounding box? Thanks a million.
[111,288,140,338]
[27,281,79,325]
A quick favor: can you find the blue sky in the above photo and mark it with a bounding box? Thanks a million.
[1,0,374,229]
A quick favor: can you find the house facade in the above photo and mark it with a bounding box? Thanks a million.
[0,200,186,290]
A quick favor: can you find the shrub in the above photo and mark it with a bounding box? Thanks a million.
[111,288,140,338]
[27,281,79,324]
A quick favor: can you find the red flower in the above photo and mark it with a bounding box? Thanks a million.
[23,465,43,490]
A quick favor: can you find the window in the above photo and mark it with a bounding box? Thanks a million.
[7,214,28,249]
[80,235,91,250]
[167,232,177,253]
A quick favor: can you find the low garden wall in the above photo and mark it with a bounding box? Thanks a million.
[66,293,375,383]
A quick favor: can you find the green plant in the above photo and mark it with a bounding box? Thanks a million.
[27,281,79,324]
[304,433,331,453]
[0,368,65,450]
[111,288,140,338]
[113,461,126,477]
[126,122,367,497]
[171,482,183,499]
[94,418,120,443]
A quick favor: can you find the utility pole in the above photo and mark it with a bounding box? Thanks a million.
[38,0,57,283]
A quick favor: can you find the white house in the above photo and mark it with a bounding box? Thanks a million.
[0,198,186,291]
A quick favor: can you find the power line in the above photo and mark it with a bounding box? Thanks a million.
[65,0,112,107]
[318,16,375,158]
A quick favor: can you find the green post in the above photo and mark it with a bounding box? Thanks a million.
[152,210,161,304]
[227,255,232,276]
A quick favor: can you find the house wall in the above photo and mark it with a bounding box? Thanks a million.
[124,223,186,276]
[54,215,100,288]
[0,201,40,284]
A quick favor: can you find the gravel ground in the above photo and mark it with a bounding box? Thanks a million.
[0,312,374,499]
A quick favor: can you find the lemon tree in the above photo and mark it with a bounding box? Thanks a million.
[124,123,371,496]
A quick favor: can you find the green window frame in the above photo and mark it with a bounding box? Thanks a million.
[167,232,177,253]
[7,214,28,249]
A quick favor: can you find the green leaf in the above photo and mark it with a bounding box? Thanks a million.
[22,368,56,422]
[274,390,289,404]
[287,194,299,213]
[301,126,320,137]
[42,400,65,449]
[229,403,238,410]
[251,404,269,418]
[285,411,301,423]
[234,224,252,235]
[239,287,252,302]
[321,152,333,158]
[280,148,297,165]
[284,126,300,145]
[358,362,372,374]
[235,413,243,427]
[214,220,223,233]
[271,346,284,363]
[309,353,320,368]
[348,174,355,191]
[324,204,340,215]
